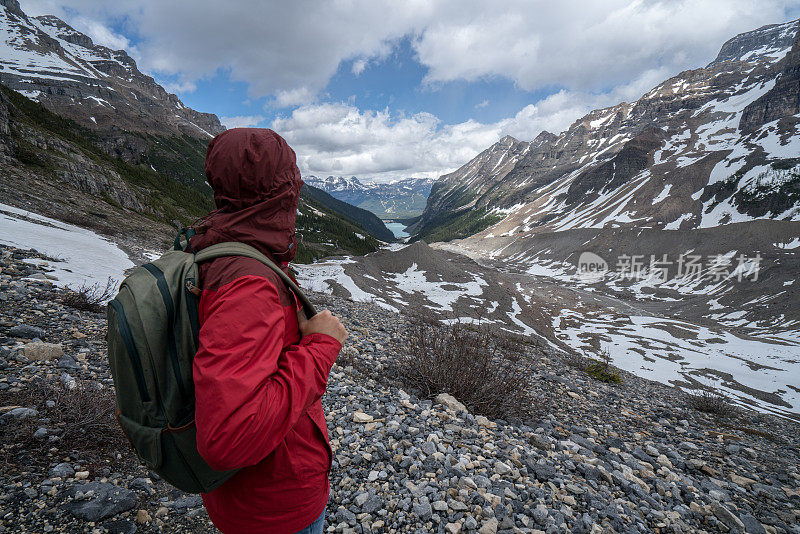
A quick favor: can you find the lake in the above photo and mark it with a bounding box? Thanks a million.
[384,221,409,239]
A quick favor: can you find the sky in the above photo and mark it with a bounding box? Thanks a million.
[18,0,800,182]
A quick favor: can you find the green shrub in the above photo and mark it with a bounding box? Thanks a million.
[585,361,622,384]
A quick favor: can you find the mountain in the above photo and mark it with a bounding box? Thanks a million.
[0,0,222,137]
[301,184,396,242]
[388,19,800,403]
[0,82,390,262]
[0,1,390,262]
[305,175,435,219]
[413,19,800,241]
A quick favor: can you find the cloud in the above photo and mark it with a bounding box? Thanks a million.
[352,59,368,76]
[18,0,794,103]
[220,115,266,129]
[160,79,197,94]
[70,16,131,51]
[413,0,789,92]
[475,99,489,109]
[16,0,800,183]
[271,85,628,182]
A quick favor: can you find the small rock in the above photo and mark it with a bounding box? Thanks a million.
[494,461,512,476]
[353,411,374,423]
[355,492,369,507]
[136,509,151,524]
[413,500,432,521]
[435,393,468,413]
[9,324,45,339]
[478,518,498,534]
[23,341,63,361]
[57,354,81,370]
[50,462,75,478]
[712,501,745,533]
[1,406,38,420]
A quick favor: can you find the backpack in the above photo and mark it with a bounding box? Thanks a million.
[106,234,317,494]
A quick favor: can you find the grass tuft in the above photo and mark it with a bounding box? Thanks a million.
[393,317,537,419]
[686,389,738,418]
[60,278,117,313]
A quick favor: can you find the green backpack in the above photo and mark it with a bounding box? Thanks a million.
[106,235,316,494]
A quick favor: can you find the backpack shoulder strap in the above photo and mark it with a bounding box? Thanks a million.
[194,242,317,318]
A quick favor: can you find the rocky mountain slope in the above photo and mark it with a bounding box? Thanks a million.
[413,19,800,241]
[0,1,394,263]
[307,175,435,220]
[0,82,389,263]
[0,0,222,138]
[302,184,396,242]
[2,244,799,533]
[385,19,800,417]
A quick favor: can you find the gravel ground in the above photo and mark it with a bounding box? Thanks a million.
[1,244,799,533]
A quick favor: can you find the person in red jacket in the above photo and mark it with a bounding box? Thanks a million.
[189,128,347,534]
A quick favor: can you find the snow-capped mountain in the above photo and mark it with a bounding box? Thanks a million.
[0,0,223,137]
[305,175,435,219]
[415,19,800,239]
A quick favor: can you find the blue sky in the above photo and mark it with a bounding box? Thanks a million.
[20,0,800,182]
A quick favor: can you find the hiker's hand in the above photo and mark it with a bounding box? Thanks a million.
[298,309,348,345]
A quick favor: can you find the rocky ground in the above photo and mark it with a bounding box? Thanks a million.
[1,243,799,534]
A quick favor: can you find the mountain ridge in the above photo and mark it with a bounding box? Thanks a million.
[0,0,223,138]
[413,18,800,241]
[306,174,435,219]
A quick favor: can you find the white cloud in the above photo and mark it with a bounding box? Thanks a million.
[15,0,800,183]
[70,16,131,51]
[220,115,266,129]
[18,0,795,102]
[352,59,367,76]
[272,86,622,182]
[475,99,489,109]
[160,79,197,95]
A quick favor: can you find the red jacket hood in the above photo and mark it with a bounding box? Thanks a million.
[191,128,302,263]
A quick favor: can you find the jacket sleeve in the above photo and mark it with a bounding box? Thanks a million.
[192,274,341,471]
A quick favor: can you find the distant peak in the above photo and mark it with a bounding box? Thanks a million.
[1,0,24,17]
[498,135,519,145]
[710,18,799,66]
[35,15,95,49]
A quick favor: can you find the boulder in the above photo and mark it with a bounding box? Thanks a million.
[23,342,63,361]
[62,482,137,522]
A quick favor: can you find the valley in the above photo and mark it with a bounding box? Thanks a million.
[1,2,800,532]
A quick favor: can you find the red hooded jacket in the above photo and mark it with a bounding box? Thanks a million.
[190,128,340,533]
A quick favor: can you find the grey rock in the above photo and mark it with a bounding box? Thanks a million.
[355,492,370,507]
[362,495,383,514]
[9,324,45,339]
[169,495,203,509]
[1,407,38,420]
[712,501,745,533]
[532,463,557,482]
[57,353,81,370]
[103,519,137,534]
[62,482,137,522]
[739,514,767,534]
[420,441,437,456]
[413,500,432,520]
[50,462,75,478]
[129,478,152,494]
